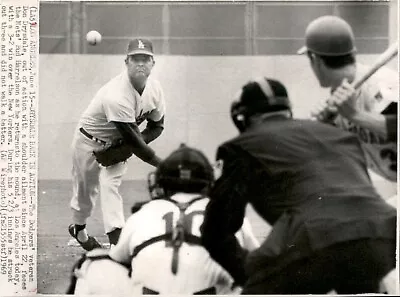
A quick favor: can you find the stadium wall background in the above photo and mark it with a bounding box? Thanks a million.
[39,1,398,182]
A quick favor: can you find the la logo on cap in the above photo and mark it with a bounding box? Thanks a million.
[127,38,154,56]
[138,39,145,49]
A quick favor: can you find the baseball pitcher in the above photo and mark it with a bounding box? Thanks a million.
[69,38,166,250]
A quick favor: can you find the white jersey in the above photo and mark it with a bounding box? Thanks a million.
[109,193,259,294]
[79,70,165,143]
[334,64,398,181]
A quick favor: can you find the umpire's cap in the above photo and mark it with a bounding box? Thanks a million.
[153,144,214,195]
[297,15,357,56]
[231,77,291,132]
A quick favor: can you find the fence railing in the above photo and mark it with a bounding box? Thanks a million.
[39,1,391,55]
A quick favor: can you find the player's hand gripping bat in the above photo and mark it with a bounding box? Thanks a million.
[312,42,399,122]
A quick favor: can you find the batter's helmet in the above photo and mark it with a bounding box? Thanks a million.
[297,15,357,56]
[230,77,291,132]
[148,144,214,199]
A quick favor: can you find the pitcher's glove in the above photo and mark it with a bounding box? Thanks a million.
[93,140,133,167]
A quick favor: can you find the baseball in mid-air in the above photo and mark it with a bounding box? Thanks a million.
[86,30,102,45]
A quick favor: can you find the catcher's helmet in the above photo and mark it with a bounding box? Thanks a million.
[231,77,291,132]
[148,144,214,199]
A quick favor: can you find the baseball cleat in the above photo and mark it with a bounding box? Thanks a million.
[68,224,102,251]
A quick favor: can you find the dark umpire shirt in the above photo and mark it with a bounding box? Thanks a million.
[201,115,397,286]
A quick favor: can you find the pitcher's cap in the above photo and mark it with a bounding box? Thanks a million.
[127,38,154,56]
[297,15,357,56]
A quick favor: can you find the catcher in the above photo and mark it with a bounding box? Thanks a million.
[69,38,165,250]
[66,144,260,295]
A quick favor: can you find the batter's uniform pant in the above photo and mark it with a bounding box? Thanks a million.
[70,130,128,234]
[242,238,396,294]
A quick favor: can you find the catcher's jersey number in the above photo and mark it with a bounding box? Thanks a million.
[162,210,204,245]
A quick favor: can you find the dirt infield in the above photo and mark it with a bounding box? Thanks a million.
[38,178,395,294]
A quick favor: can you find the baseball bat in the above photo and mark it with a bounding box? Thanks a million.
[353,42,398,89]
[319,42,399,121]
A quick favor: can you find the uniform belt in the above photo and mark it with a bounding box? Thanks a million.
[142,286,216,295]
[79,127,106,145]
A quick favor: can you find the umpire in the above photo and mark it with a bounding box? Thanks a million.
[200,77,397,294]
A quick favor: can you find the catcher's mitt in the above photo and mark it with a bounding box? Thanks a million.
[93,141,133,167]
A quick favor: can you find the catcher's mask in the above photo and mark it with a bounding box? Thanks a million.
[148,144,214,199]
[231,77,292,132]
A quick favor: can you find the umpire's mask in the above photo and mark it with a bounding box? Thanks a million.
[230,77,292,132]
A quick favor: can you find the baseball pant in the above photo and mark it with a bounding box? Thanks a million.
[70,130,127,234]
[386,194,398,208]
[242,238,396,294]
[72,255,133,295]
